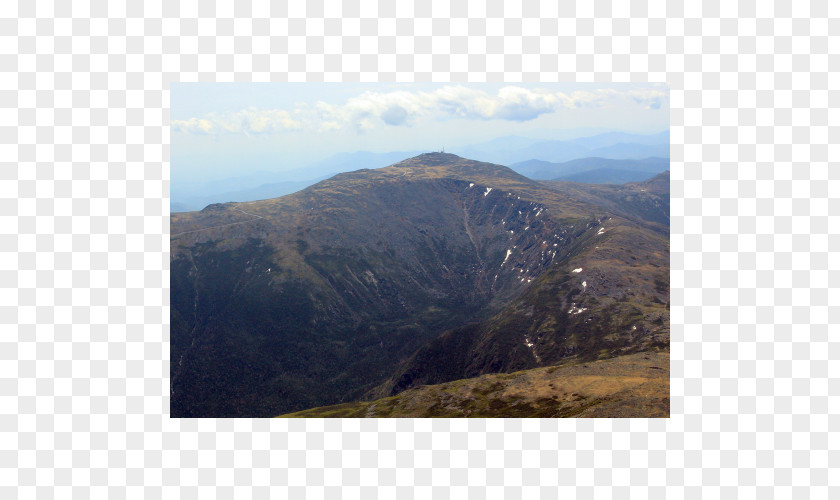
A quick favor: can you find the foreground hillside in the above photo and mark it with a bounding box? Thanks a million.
[279,351,669,418]
[170,153,669,417]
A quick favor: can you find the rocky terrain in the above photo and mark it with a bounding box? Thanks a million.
[169,153,669,417]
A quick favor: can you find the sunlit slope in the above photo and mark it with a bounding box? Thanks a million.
[279,351,669,418]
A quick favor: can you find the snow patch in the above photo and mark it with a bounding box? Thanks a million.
[484,187,492,196]
[501,249,512,266]
[571,268,583,273]
[597,227,605,235]
[582,281,587,288]
[567,304,587,315]
[469,183,474,188]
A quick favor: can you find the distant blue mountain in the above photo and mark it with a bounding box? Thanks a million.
[585,142,670,160]
[452,131,669,165]
[296,150,424,181]
[510,157,670,181]
[450,136,542,160]
[170,177,333,212]
[552,168,661,185]
[170,131,670,212]
[170,201,193,213]
[170,150,423,212]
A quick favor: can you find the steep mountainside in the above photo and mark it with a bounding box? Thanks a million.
[375,210,669,397]
[170,153,669,417]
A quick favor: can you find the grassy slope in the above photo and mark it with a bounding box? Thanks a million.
[278,351,669,418]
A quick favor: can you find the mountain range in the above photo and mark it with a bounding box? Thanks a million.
[170,153,669,417]
[170,131,669,213]
[450,131,669,165]
[510,156,670,182]
[171,151,424,212]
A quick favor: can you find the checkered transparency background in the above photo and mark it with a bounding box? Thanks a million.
[1,0,837,497]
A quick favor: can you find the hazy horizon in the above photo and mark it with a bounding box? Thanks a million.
[171,82,670,186]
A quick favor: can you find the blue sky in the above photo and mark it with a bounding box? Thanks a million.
[171,82,669,183]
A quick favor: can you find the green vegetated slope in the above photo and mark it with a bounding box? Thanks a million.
[170,153,669,417]
[279,351,669,418]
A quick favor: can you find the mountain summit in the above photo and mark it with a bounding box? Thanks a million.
[170,153,669,417]
[396,151,465,165]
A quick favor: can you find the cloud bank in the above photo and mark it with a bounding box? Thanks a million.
[171,108,302,134]
[172,86,668,135]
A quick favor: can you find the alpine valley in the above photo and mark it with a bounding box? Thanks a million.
[170,153,670,418]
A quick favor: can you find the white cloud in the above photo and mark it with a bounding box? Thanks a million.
[172,86,668,135]
[625,89,667,110]
[171,108,302,134]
